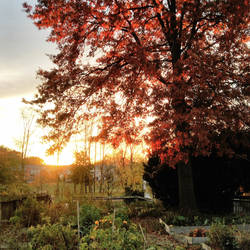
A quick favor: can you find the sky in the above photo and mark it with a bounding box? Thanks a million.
[0,0,75,165]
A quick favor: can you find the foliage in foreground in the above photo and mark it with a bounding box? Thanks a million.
[3,198,250,250]
[126,200,250,227]
[162,210,250,227]
[10,197,44,227]
[45,201,76,225]
[208,223,239,250]
[79,203,102,235]
[80,215,144,250]
[27,223,78,250]
[237,231,250,250]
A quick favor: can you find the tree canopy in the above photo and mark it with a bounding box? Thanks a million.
[24,0,249,165]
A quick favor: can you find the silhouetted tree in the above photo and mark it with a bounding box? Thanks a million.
[24,0,249,209]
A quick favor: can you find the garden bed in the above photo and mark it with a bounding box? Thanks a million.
[160,218,250,248]
[160,220,210,235]
[174,234,208,245]
[160,218,250,234]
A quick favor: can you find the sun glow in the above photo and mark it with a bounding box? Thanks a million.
[0,96,143,166]
[41,142,104,166]
[42,148,75,166]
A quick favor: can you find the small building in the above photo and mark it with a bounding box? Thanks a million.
[24,164,44,183]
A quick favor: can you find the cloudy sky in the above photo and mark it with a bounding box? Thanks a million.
[0,0,74,164]
[0,0,56,98]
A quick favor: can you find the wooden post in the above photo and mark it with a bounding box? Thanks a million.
[139,223,147,249]
[0,201,2,222]
[112,208,116,233]
[77,200,80,238]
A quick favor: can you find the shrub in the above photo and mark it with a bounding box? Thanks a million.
[44,201,76,225]
[27,223,78,250]
[80,220,144,249]
[208,223,239,250]
[115,206,129,221]
[162,211,249,227]
[127,201,165,218]
[175,247,186,250]
[0,183,32,198]
[79,204,101,235]
[175,246,186,250]
[162,211,189,226]
[0,225,30,249]
[172,215,189,226]
[9,215,22,226]
[12,197,44,227]
[238,232,250,250]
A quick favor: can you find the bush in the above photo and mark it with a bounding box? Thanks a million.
[9,215,22,225]
[0,225,30,249]
[115,206,129,221]
[79,204,101,235]
[12,197,44,227]
[238,232,250,250]
[208,223,239,250]
[44,201,76,225]
[27,223,78,250]
[0,183,32,198]
[143,156,178,207]
[80,219,144,250]
[162,211,191,226]
[127,201,165,218]
[161,210,250,226]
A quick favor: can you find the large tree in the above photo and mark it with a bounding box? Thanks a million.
[24,0,249,209]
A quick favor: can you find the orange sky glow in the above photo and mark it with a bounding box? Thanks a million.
[0,1,76,165]
[0,1,148,166]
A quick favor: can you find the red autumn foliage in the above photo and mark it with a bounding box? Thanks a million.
[23,0,249,167]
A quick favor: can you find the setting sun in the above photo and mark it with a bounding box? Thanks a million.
[42,148,75,166]
[40,142,105,166]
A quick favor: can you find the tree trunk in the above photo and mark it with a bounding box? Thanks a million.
[177,162,197,210]
[168,10,198,210]
[80,181,83,194]
[99,165,103,193]
[56,176,60,196]
[94,142,97,193]
[85,178,87,193]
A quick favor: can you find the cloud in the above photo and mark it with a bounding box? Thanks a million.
[0,0,56,99]
[0,78,37,98]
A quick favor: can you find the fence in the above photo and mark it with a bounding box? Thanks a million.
[233,197,250,214]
